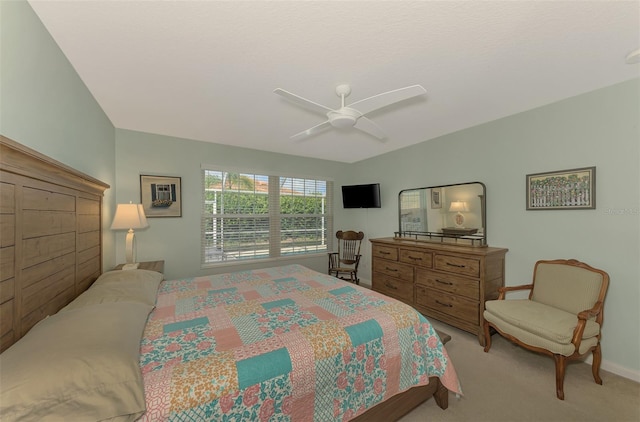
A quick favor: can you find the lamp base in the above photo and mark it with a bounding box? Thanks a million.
[454,212,465,228]
[125,229,137,264]
[122,263,140,270]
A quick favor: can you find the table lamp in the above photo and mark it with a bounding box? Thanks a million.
[111,203,149,269]
[449,201,469,228]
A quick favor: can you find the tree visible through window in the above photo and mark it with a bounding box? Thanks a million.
[201,169,333,264]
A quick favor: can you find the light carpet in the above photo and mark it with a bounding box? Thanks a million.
[400,321,640,422]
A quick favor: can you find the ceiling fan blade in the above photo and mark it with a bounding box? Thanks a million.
[348,85,426,115]
[274,88,334,115]
[354,116,387,141]
[290,120,332,142]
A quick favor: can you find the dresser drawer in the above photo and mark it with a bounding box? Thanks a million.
[373,273,413,302]
[372,244,398,261]
[434,254,480,278]
[373,259,413,281]
[415,269,479,300]
[416,286,479,324]
[399,248,432,268]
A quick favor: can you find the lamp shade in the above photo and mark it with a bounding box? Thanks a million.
[449,201,469,213]
[110,203,149,230]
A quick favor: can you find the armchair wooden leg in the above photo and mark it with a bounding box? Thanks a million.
[592,343,603,385]
[554,354,566,400]
[483,321,492,352]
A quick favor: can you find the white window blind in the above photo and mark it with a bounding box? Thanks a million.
[202,169,333,264]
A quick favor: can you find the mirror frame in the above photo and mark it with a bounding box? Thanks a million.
[397,181,487,246]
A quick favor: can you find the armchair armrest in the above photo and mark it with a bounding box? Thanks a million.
[577,301,604,321]
[571,301,605,346]
[496,284,534,300]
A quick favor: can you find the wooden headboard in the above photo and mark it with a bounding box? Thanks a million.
[0,135,110,352]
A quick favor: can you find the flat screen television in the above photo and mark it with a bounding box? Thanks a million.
[341,183,381,208]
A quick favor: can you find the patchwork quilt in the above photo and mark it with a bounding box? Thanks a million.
[138,264,461,421]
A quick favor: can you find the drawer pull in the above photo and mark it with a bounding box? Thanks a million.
[436,279,453,286]
[385,267,398,272]
[385,283,398,290]
[408,256,422,261]
[379,251,391,255]
[446,262,466,268]
[435,300,453,308]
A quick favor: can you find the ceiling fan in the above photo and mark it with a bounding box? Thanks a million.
[273,84,426,142]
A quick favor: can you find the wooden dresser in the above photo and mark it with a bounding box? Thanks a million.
[370,237,507,346]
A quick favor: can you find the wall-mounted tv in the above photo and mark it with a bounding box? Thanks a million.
[341,183,381,208]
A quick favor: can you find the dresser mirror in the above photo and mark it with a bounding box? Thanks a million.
[398,182,486,246]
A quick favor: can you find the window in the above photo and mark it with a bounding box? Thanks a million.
[201,168,333,264]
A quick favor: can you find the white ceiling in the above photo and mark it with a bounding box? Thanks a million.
[29,1,639,163]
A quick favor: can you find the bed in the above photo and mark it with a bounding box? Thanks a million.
[139,264,460,421]
[0,136,461,421]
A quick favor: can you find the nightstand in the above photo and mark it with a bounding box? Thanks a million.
[113,260,164,275]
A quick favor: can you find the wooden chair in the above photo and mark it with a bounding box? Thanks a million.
[483,259,610,400]
[328,230,364,284]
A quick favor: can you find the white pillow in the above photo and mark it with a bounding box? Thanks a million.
[0,301,152,421]
[61,269,162,311]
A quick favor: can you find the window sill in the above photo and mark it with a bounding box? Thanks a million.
[200,252,327,270]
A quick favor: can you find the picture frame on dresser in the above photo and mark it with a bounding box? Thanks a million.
[140,175,182,218]
[430,188,442,209]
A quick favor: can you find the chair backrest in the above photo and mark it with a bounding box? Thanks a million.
[336,230,364,265]
[530,259,609,320]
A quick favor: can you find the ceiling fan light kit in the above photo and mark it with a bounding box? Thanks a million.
[328,108,361,128]
[274,84,426,141]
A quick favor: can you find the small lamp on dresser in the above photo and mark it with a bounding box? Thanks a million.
[449,201,469,228]
[111,202,149,270]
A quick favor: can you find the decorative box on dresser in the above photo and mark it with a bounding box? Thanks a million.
[370,237,507,346]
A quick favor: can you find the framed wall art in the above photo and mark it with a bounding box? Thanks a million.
[431,188,442,209]
[526,166,595,210]
[140,174,182,217]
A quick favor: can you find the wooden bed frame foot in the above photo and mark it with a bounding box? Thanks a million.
[433,379,449,409]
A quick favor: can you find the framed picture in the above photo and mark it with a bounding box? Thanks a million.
[431,188,442,209]
[526,166,595,210]
[140,175,182,217]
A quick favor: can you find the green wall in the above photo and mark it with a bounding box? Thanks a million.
[0,0,117,266]
[354,78,640,378]
[114,129,349,279]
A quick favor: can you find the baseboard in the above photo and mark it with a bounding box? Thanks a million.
[358,278,372,289]
[585,355,640,383]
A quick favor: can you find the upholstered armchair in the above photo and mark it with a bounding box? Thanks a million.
[328,230,364,284]
[483,259,610,400]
